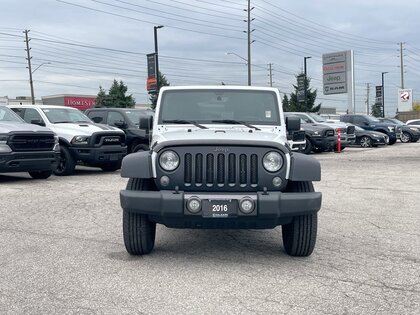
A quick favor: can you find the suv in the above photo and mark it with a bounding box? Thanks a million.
[284,113,336,154]
[340,114,398,145]
[85,108,154,153]
[119,86,322,257]
[0,105,60,179]
[9,105,127,175]
[380,118,420,143]
[288,112,356,150]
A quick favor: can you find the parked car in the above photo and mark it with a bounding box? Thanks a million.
[284,113,336,154]
[405,119,420,131]
[379,118,420,143]
[353,125,389,147]
[9,105,127,175]
[0,105,60,179]
[287,112,356,150]
[340,114,399,145]
[84,108,154,153]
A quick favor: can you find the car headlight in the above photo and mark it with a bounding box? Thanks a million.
[159,150,180,171]
[387,126,395,132]
[71,135,90,145]
[409,127,419,132]
[372,134,379,138]
[0,134,8,144]
[313,131,320,136]
[263,151,283,172]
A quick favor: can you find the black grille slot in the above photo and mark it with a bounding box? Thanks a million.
[180,151,261,188]
[325,129,335,137]
[184,153,192,183]
[250,154,258,185]
[239,154,247,184]
[228,153,236,184]
[217,154,225,185]
[9,134,55,152]
[206,154,214,184]
[195,154,203,183]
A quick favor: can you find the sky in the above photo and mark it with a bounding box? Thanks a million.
[1,0,420,116]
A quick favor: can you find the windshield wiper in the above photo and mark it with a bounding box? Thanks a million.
[162,119,208,129]
[53,121,72,124]
[211,119,261,131]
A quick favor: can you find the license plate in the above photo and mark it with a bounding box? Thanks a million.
[202,199,237,218]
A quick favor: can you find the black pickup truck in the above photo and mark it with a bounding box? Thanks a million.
[0,106,60,179]
[85,108,153,153]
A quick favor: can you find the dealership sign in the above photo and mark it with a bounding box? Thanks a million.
[64,96,96,110]
[322,51,352,95]
[397,89,413,112]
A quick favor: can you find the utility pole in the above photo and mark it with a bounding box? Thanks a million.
[154,25,164,92]
[24,29,35,104]
[381,72,388,118]
[268,63,273,87]
[366,83,370,114]
[399,42,405,89]
[244,0,254,86]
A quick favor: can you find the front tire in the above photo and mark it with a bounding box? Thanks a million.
[360,136,372,148]
[302,138,313,154]
[132,143,149,153]
[400,131,411,143]
[123,178,156,255]
[28,170,52,179]
[54,146,76,176]
[282,181,318,257]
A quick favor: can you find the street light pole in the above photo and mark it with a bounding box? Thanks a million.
[154,25,164,92]
[226,52,248,84]
[381,71,388,117]
[304,56,312,109]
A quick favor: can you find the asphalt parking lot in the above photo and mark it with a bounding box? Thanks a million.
[1,143,419,314]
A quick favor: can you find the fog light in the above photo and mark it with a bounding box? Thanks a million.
[187,197,201,213]
[239,197,254,214]
[272,176,282,187]
[160,175,170,186]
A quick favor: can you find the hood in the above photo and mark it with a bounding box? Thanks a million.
[0,121,54,134]
[301,123,331,132]
[153,127,286,146]
[49,122,123,136]
[319,120,348,130]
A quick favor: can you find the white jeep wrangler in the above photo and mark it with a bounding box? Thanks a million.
[120,86,322,256]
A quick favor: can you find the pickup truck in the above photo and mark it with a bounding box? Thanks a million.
[0,105,60,179]
[119,86,322,257]
[9,105,127,175]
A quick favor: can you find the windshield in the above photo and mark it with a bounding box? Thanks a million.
[125,110,154,125]
[307,113,326,123]
[354,125,364,131]
[42,107,92,123]
[0,106,24,122]
[158,90,280,126]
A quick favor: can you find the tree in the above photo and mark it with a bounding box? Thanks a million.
[282,94,290,112]
[149,72,170,110]
[287,74,321,112]
[371,102,383,117]
[96,80,135,108]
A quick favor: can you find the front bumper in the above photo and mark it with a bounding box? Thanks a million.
[120,189,322,229]
[0,151,60,173]
[312,136,336,151]
[69,145,127,166]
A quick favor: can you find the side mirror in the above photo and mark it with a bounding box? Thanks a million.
[31,119,46,127]
[286,116,301,132]
[139,116,153,131]
[114,120,127,129]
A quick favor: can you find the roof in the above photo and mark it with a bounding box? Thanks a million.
[159,85,279,92]
[8,104,78,110]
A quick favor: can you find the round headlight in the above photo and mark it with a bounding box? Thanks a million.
[159,150,180,171]
[263,151,283,172]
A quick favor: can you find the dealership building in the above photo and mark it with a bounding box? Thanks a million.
[42,94,97,110]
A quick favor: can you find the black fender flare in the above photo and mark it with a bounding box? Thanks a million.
[289,152,321,181]
[121,151,153,178]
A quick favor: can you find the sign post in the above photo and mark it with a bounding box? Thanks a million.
[397,89,413,112]
[146,53,158,92]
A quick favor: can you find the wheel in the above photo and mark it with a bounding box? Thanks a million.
[28,170,52,179]
[100,162,120,172]
[132,143,149,153]
[282,181,318,257]
[301,138,313,154]
[400,131,411,143]
[388,138,396,145]
[360,136,372,148]
[54,146,76,176]
[123,178,156,255]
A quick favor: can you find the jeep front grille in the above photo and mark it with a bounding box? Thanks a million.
[184,153,258,187]
[8,134,55,152]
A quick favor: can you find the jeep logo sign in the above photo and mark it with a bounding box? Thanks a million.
[214,147,229,153]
